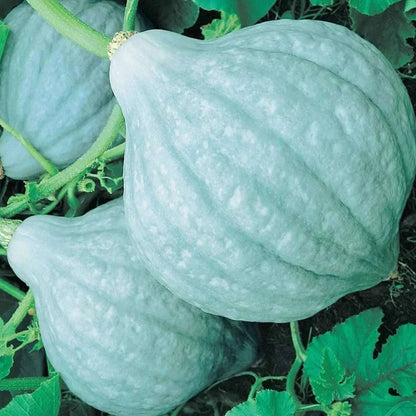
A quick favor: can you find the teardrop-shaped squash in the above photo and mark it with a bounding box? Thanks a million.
[0,0,145,180]
[7,198,258,416]
[110,20,416,322]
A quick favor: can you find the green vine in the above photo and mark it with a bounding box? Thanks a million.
[3,290,34,333]
[25,0,111,58]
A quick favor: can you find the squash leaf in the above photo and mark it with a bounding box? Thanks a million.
[304,308,416,415]
[201,12,241,39]
[350,1,415,68]
[0,374,61,416]
[225,390,297,416]
[0,21,9,63]
[192,0,276,26]
[0,318,15,380]
[309,348,355,406]
[0,348,14,381]
[140,0,199,33]
[349,0,402,15]
[405,0,416,19]
[304,308,383,381]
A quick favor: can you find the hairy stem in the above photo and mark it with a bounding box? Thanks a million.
[0,117,58,176]
[25,0,111,58]
[4,290,34,333]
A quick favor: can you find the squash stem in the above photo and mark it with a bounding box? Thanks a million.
[25,0,111,58]
[101,142,125,162]
[0,118,59,176]
[123,0,140,31]
[0,376,48,391]
[0,199,28,219]
[290,321,307,362]
[297,403,325,413]
[4,290,34,333]
[286,321,308,412]
[0,279,25,301]
[286,357,303,406]
[248,375,287,400]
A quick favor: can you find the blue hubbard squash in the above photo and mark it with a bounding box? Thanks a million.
[0,0,145,180]
[6,198,259,416]
[109,20,416,323]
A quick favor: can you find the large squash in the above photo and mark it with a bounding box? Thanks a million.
[109,20,416,322]
[6,198,258,416]
[0,0,144,180]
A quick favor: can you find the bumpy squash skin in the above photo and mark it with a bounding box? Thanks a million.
[110,20,416,323]
[0,0,141,180]
[7,199,258,416]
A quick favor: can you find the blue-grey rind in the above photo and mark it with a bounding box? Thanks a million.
[7,199,258,416]
[0,0,142,179]
[110,20,416,322]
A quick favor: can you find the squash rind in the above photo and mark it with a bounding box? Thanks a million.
[110,20,416,322]
[7,199,258,416]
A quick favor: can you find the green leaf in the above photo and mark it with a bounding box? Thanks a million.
[225,390,297,416]
[310,348,355,406]
[0,374,61,416]
[350,1,415,68]
[140,0,199,33]
[201,12,241,39]
[0,21,8,63]
[354,323,416,415]
[90,160,123,195]
[404,0,416,19]
[328,401,352,416]
[305,308,416,415]
[310,0,334,5]
[192,0,276,26]
[0,348,14,380]
[304,308,383,382]
[349,0,402,15]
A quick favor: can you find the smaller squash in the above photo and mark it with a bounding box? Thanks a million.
[0,0,147,180]
[6,198,259,416]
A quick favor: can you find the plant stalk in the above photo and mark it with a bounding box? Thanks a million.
[4,290,34,333]
[290,321,307,362]
[0,376,48,391]
[0,279,25,301]
[25,0,111,58]
[101,142,125,162]
[123,0,140,31]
